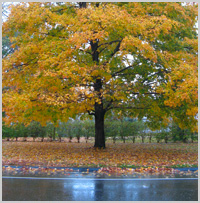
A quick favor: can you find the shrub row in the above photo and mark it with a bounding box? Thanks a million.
[2,119,197,143]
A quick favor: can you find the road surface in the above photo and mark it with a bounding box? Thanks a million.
[2,176,198,201]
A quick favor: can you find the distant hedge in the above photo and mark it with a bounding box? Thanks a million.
[2,119,197,143]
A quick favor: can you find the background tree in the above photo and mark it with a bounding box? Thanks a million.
[105,120,120,144]
[170,121,190,143]
[2,122,13,141]
[73,120,83,143]
[28,121,45,141]
[14,123,26,141]
[2,2,198,148]
[45,122,56,142]
[66,120,74,142]
[119,119,132,143]
[82,120,95,143]
[56,121,68,142]
[129,119,147,143]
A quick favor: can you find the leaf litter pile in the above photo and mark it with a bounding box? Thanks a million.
[2,142,198,177]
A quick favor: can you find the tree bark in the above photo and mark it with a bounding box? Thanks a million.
[94,79,105,148]
[69,136,72,142]
[90,36,106,148]
[165,136,168,143]
[132,136,135,143]
[142,136,144,143]
[79,2,86,8]
[113,137,116,144]
[77,136,80,143]
[94,103,105,148]
[148,134,151,143]
[53,127,56,141]
[183,138,187,143]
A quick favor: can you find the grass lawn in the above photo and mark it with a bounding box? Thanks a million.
[2,141,198,169]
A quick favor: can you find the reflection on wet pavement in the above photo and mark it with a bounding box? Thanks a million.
[2,177,198,201]
[2,165,198,201]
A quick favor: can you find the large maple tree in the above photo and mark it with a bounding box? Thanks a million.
[2,2,198,148]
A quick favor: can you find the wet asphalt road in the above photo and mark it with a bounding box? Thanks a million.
[2,176,198,201]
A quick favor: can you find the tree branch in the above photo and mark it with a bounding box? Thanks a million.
[37,31,67,39]
[79,48,92,55]
[129,92,161,95]
[110,40,122,58]
[111,65,133,77]
[108,106,151,111]
[12,58,38,71]
[103,99,113,113]
[98,40,122,48]
[51,6,74,13]
[87,110,95,116]
[99,39,123,67]
[107,104,169,111]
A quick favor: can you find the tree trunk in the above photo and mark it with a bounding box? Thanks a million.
[142,136,144,143]
[165,137,168,143]
[94,103,105,148]
[79,2,86,8]
[149,135,151,143]
[69,136,72,142]
[53,127,56,141]
[132,136,135,143]
[113,137,116,144]
[90,37,106,148]
[77,136,80,143]
[183,138,187,143]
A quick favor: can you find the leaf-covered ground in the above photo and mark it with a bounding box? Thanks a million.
[2,142,197,168]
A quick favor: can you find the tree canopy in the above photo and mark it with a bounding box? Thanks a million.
[2,2,198,147]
